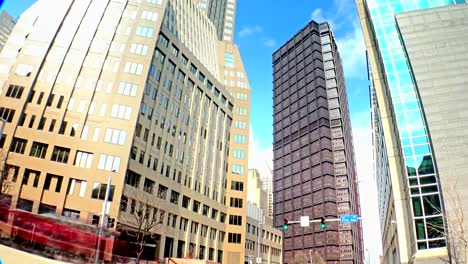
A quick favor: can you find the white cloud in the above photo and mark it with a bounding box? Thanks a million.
[263,38,276,48]
[351,110,383,259]
[335,21,367,79]
[310,0,366,79]
[238,25,262,38]
[248,129,273,187]
[311,8,328,24]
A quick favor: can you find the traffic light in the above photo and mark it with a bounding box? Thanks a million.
[107,217,116,228]
[320,217,326,229]
[283,219,289,230]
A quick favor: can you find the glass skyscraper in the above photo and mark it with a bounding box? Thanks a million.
[357,0,468,263]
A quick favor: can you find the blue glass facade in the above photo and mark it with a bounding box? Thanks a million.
[365,0,468,251]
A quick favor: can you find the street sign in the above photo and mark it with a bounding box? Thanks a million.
[340,214,359,224]
[300,216,310,227]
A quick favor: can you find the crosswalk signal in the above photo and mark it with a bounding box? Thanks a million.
[320,217,326,229]
[107,217,115,228]
[283,219,289,230]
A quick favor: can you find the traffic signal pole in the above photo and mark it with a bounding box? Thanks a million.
[95,177,112,264]
[282,216,362,228]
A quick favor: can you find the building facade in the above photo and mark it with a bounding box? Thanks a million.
[0,0,251,262]
[272,21,363,263]
[246,169,283,264]
[217,40,252,264]
[195,0,236,42]
[0,11,16,52]
[357,0,468,263]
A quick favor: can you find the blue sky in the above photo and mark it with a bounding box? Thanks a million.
[235,1,380,261]
[4,0,380,261]
[235,0,371,152]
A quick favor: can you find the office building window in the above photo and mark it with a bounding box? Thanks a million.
[158,185,168,199]
[117,81,138,96]
[231,181,244,191]
[97,154,121,172]
[129,43,149,55]
[170,191,180,204]
[111,104,132,120]
[234,120,247,129]
[136,26,154,38]
[230,198,243,208]
[228,233,241,244]
[10,137,27,154]
[5,84,24,99]
[51,146,70,163]
[0,107,15,122]
[233,149,245,159]
[229,215,242,226]
[225,53,234,67]
[104,128,127,145]
[158,34,169,47]
[141,11,158,21]
[91,182,115,201]
[29,141,48,159]
[232,164,244,174]
[124,62,144,75]
[234,135,246,144]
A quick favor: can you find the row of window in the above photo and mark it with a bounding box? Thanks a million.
[124,170,227,223]
[156,34,232,109]
[11,167,115,201]
[9,137,119,172]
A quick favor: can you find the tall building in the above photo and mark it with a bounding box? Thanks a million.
[272,21,363,263]
[246,169,283,264]
[217,40,251,264]
[0,0,251,262]
[195,0,236,42]
[258,164,274,217]
[0,11,16,52]
[357,0,468,263]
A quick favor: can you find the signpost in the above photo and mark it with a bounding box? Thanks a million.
[300,216,310,227]
[340,214,359,224]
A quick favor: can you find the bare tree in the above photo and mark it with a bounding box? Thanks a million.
[120,188,166,263]
[424,183,468,264]
[0,150,13,206]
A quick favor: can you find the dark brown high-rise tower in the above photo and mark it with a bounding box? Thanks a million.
[272,22,363,263]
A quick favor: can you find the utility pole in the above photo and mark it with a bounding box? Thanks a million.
[94,177,112,264]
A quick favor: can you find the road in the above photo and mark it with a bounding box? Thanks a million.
[0,244,66,264]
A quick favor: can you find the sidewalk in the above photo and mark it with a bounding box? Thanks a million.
[0,244,67,264]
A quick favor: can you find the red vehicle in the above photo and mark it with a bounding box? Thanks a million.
[5,208,110,261]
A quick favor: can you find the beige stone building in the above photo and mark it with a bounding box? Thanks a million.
[0,0,251,262]
[246,169,282,264]
[217,40,251,264]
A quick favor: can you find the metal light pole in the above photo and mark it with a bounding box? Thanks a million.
[95,177,112,264]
